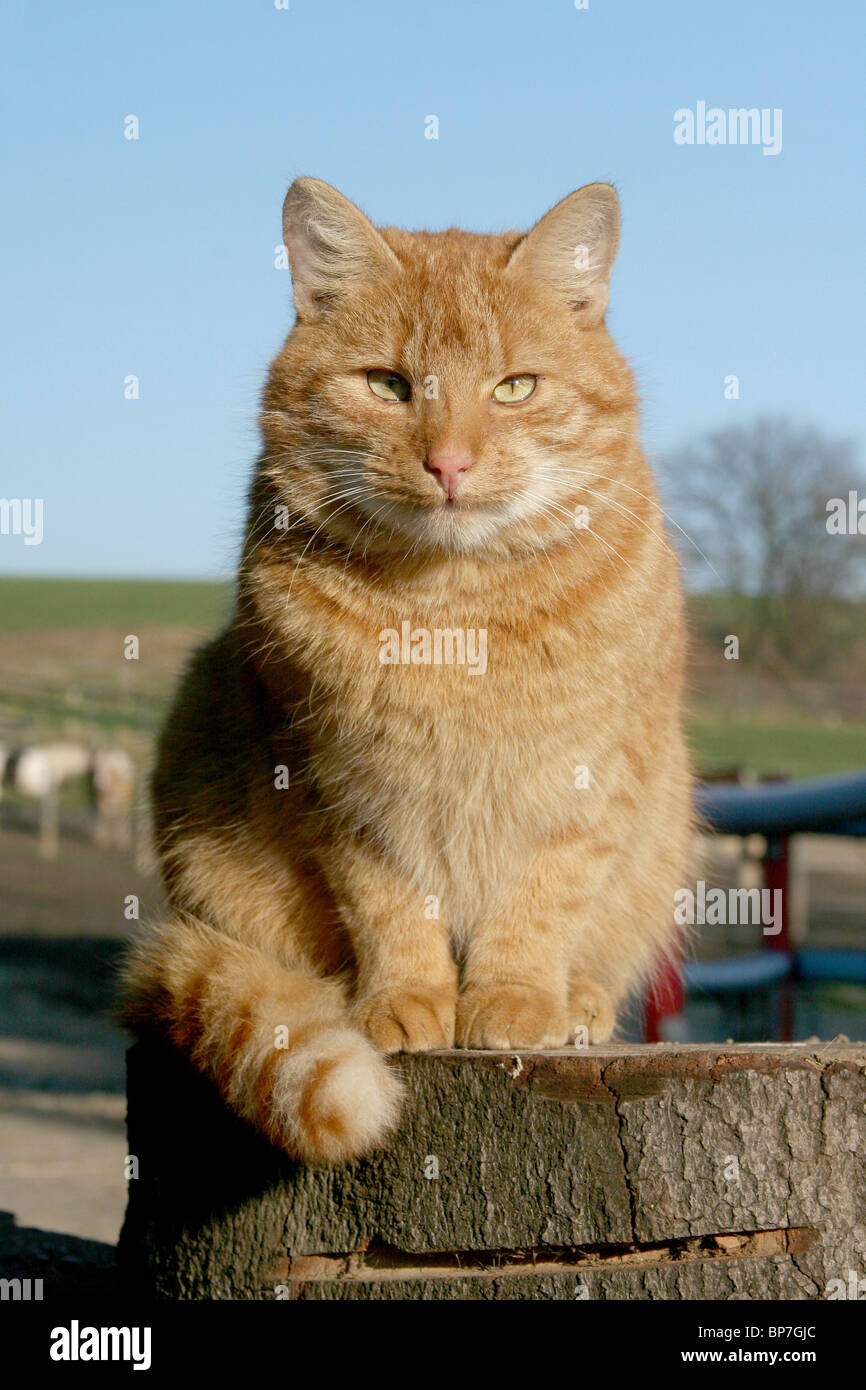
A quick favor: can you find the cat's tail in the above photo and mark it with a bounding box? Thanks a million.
[118,914,402,1164]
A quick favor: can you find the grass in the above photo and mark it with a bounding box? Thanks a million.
[688,711,866,779]
[688,590,866,640]
[0,577,233,631]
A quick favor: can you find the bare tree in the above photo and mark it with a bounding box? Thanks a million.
[658,418,865,666]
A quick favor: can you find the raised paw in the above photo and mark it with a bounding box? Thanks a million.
[353,985,456,1053]
[566,975,616,1043]
[455,983,568,1050]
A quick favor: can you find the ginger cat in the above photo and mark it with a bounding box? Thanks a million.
[121,178,691,1163]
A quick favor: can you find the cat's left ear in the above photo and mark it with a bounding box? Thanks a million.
[506,184,620,326]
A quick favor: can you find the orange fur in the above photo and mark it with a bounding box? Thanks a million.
[120,178,692,1163]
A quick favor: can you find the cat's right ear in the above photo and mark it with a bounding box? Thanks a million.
[281,178,401,318]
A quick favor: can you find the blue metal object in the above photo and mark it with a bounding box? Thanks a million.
[696,771,866,838]
[683,952,793,993]
[795,949,866,984]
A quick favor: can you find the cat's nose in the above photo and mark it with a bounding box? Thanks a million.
[424,448,474,500]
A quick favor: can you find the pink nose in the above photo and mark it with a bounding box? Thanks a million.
[424,449,473,500]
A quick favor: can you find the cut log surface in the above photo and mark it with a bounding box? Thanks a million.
[118,1041,866,1300]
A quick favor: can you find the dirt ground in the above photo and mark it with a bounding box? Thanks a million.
[0,816,160,1251]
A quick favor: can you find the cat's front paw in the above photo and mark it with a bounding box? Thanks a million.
[566,975,616,1042]
[354,985,456,1053]
[455,983,568,1049]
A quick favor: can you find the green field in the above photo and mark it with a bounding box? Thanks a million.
[0,577,233,631]
[688,712,866,779]
[687,590,866,645]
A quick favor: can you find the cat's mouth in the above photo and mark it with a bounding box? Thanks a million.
[407,492,509,522]
[351,489,525,554]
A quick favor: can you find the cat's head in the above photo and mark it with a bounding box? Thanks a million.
[260,178,635,560]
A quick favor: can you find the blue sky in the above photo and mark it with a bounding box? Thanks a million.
[2,0,864,577]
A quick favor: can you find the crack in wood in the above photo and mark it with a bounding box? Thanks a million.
[275,1226,816,1285]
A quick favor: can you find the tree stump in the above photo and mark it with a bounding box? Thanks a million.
[118,1040,866,1300]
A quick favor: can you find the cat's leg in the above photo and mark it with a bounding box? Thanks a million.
[564,974,617,1042]
[455,826,619,1049]
[563,790,693,1044]
[324,834,459,1052]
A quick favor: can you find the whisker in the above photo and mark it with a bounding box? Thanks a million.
[284,489,379,601]
[538,457,723,584]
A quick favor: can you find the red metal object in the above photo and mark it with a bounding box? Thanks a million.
[761,833,792,1040]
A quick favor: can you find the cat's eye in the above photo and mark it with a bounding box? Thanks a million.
[492,374,537,404]
[367,369,411,402]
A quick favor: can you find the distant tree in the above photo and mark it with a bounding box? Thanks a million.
[658,418,865,667]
